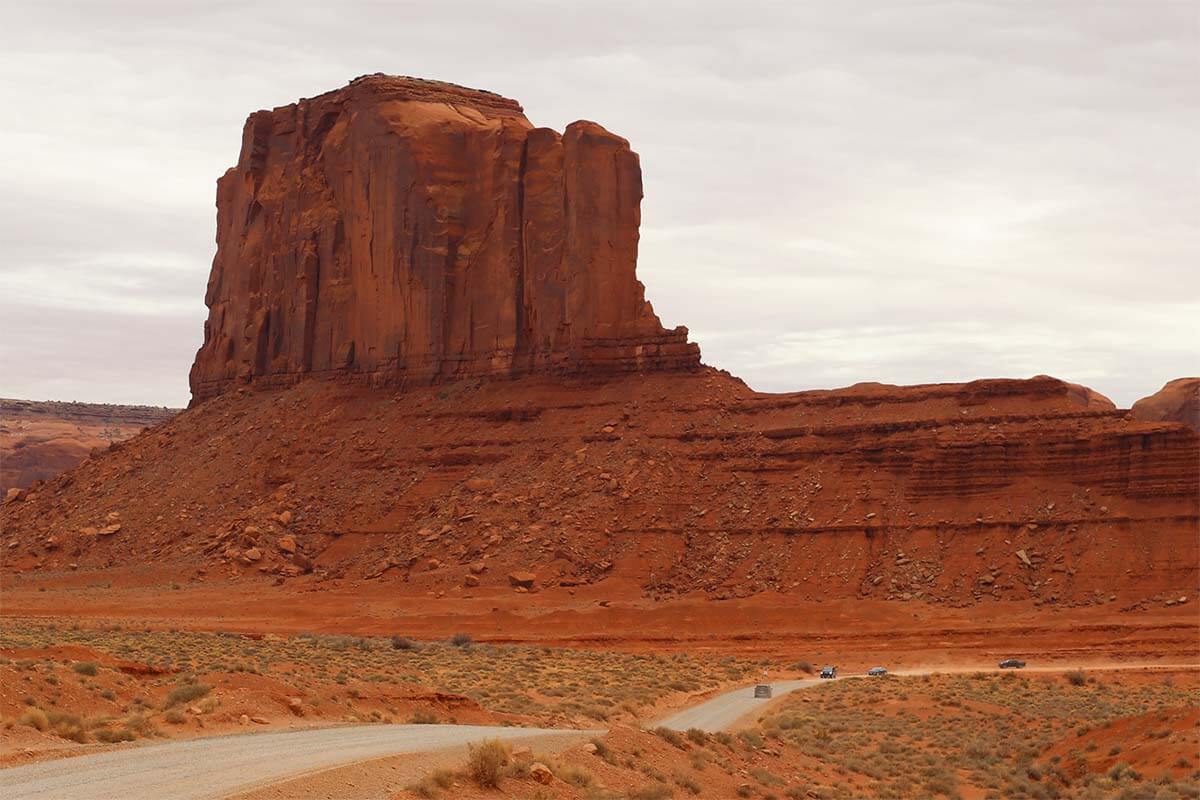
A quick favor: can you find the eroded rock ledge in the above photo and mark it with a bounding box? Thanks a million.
[189,75,699,405]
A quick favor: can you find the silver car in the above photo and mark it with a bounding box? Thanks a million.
[867,667,888,676]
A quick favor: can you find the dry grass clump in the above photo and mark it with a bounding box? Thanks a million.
[653,726,685,748]
[628,783,672,800]
[406,768,458,798]
[17,701,159,744]
[164,682,211,708]
[466,738,509,787]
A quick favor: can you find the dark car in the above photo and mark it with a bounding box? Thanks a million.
[753,684,773,698]
[819,666,837,679]
[999,658,1026,669]
[867,667,888,677]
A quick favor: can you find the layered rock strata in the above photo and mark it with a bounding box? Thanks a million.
[189,76,698,404]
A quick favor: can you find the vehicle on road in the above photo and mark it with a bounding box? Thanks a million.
[819,666,837,679]
[999,658,1027,669]
[867,666,888,676]
[753,684,773,698]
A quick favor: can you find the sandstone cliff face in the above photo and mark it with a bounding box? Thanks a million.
[1132,378,1199,432]
[189,76,698,403]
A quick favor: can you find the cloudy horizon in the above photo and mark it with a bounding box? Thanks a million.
[1,1,1196,409]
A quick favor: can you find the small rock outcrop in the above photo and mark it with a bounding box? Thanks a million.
[1131,378,1200,432]
[189,75,699,404]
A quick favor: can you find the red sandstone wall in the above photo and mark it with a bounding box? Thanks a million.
[189,76,698,404]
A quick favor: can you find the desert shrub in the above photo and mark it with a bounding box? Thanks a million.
[73,661,99,676]
[554,761,594,787]
[591,737,616,764]
[408,767,458,797]
[391,635,415,650]
[19,707,49,731]
[163,709,186,724]
[629,783,673,800]
[793,661,815,674]
[164,683,211,708]
[685,728,708,745]
[450,633,473,648]
[738,729,764,749]
[1064,670,1087,687]
[94,726,135,743]
[406,779,438,799]
[467,739,509,787]
[654,726,685,748]
[408,709,439,724]
[675,771,702,794]
[751,767,785,786]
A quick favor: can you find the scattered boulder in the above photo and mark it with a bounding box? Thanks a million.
[286,697,304,716]
[529,762,553,784]
[508,571,537,589]
[464,574,480,588]
[277,536,297,554]
[243,547,263,563]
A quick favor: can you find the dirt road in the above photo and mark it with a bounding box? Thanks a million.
[0,724,591,800]
[656,678,820,731]
[4,663,1193,798]
[655,662,1199,732]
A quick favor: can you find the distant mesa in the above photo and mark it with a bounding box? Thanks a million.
[189,75,700,405]
[0,399,177,493]
[1132,378,1200,432]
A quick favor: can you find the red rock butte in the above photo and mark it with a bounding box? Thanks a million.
[189,75,699,404]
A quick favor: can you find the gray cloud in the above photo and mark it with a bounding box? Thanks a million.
[1,1,1195,408]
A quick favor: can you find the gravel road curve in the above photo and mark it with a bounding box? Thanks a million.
[0,724,587,800]
[655,662,1199,733]
[655,679,821,731]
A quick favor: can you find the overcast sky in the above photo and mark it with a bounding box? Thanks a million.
[1,1,1196,408]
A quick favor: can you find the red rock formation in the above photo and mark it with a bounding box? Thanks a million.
[189,76,698,404]
[1132,378,1199,432]
[4,372,1196,607]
